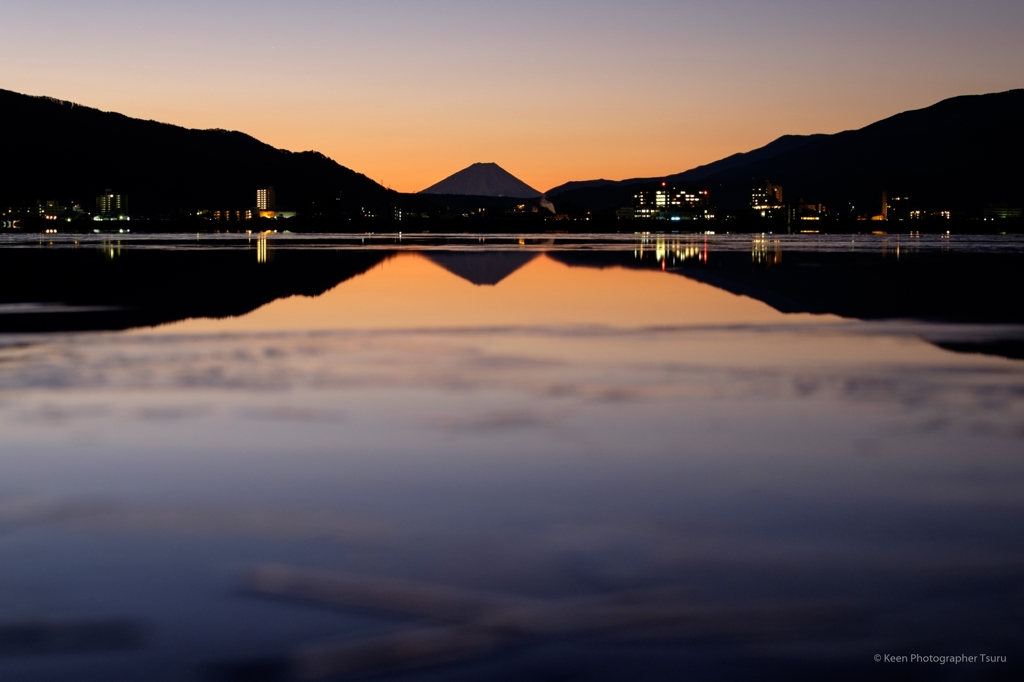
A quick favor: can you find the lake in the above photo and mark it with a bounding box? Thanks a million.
[0,232,1022,681]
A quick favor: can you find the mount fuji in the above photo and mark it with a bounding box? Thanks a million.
[420,163,541,198]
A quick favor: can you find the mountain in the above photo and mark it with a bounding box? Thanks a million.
[545,134,824,199]
[663,134,828,184]
[543,178,620,197]
[547,90,1024,214]
[0,89,395,215]
[421,163,541,198]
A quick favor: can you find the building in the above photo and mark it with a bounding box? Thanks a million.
[908,210,951,220]
[797,201,827,220]
[260,210,296,220]
[37,200,66,220]
[751,181,783,210]
[881,192,910,221]
[631,184,711,220]
[256,187,276,211]
[207,209,259,221]
[96,190,126,218]
[984,204,1023,220]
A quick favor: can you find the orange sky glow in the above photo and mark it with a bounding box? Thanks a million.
[2,1,1022,193]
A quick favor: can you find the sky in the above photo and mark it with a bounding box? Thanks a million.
[2,1,1022,193]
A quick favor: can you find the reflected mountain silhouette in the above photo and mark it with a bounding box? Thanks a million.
[548,250,1024,323]
[2,246,1023,361]
[0,247,388,333]
[548,250,1024,359]
[424,252,538,286]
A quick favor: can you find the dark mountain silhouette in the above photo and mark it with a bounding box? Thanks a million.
[547,90,1024,213]
[542,178,620,197]
[662,135,829,184]
[0,246,389,333]
[0,89,397,215]
[421,163,541,198]
[424,252,538,285]
[545,134,823,201]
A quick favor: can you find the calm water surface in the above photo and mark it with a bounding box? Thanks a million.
[0,234,1022,680]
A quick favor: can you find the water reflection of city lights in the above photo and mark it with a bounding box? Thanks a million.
[635,234,704,268]
[751,234,782,265]
[256,235,268,264]
[101,240,121,259]
[880,236,902,261]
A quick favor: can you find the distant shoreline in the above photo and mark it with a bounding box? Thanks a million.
[3,217,1021,236]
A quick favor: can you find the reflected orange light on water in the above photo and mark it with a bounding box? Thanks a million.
[153,253,977,369]
[162,253,806,333]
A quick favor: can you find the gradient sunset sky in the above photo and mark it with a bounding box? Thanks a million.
[3,1,1021,193]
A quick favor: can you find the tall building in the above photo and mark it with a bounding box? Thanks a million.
[256,187,276,211]
[96,190,126,218]
[632,185,710,220]
[882,192,910,221]
[751,181,783,209]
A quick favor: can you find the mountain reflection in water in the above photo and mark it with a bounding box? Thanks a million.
[424,252,538,286]
[0,234,1022,681]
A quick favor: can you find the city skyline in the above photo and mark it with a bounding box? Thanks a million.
[2,0,1022,193]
